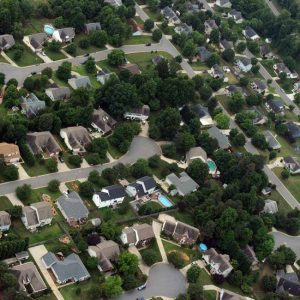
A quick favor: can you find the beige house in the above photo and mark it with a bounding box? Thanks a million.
[186,146,207,164]
[120,223,154,247]
[0,142,21,164]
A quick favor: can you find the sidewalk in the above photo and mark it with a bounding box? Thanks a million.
[128,245,150,275]
[6,192,24,207]
[152,220,168,262]
[1,52,17,66]
[16,163,30,179]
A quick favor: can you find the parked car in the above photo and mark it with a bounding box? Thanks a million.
[84,53,90,57]
[145,43,151,46]
[59,156,64,163]
[137,284,146,291]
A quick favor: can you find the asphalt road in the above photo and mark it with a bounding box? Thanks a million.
[271,231,300,259]
[264,0,280,16]
[0,136,161,196]
[115,263,187,300]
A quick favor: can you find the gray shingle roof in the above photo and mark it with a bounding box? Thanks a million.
[0,211,11,227]
[166,172,199,196]
[244,26,258,38]
[92,108,116,134]
[0,34,15,50]
[208,126,230,149]
[85,22,101,34]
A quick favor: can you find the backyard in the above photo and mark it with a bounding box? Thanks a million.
[0,196,13,211]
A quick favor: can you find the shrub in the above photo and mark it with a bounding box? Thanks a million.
[187,265,201,283]
[168,251,185,268]
[68,155,82,167]
[141,248,160,266]
[48,180,60,193]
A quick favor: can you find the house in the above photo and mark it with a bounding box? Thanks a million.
[228,9,243,23]
[166,172,199,196]
[292,82,300,94]
[186,146,207,164]
[60,126,91,153]
[92,185,127,208]
[243,245,259,270]
[262,186,272,196]
[52,27,75,43]
[120,223,155,247]
[216,0,232,8]
[152,55,165,65]
[15,251,30,261]
[23,33,47,52]
[68,76,92,90]
[186,2,200,14]
[191,105,214,127]
[251,80,267,94]
[263,199,278,214]
[219,39,234,51]
[0,143,21,164]
[283,157,300,175]
[203,248,233,277]
[162,218,200,245]
[204,19,218,35]
[242,26,260,40]
[21,202,53,231]
[124,104,150,121]
[96,70,116,85]
[119,63,141,75]
[197,46,211,62]
[287,122,300,139]
[26,131,62,157]
[11,262,47,294]
[174,23,193,35]
[276,269,300,297]
[0,34,15,50]
[87,240,120,272]
[208,126,231,149]
[237,57,252,73]
[56,191,89,223]
[84,22,101,34]
[45,87,71,101]
[42,252,90,284]
[211,64,224,79]
[91,109,117,135]
[260,44,273,59]
[126,176,156,198]
[161,6,180,25]
[226,85,244,96]
[273,63,291,77]
[263,131,281,150]
[21,93,46,117]
[0,211,11,231]
[251,107,267,125]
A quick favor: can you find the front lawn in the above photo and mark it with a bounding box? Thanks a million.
[191,61,209,71]
[52,73,69,87]
[261,60,277,77]
[90,206,137,223]
[96,59,119,73]
[276,78,295,94]
[0,196,13,210]
[22,159,53,177]
[139,239,162,264]
[107,138,123,159]
[198,268,213,285]
[44,48,66,61]
[124,35,153,45]
[31,187,62,204]
[73,33,106,56]
[144,8,161,21]
[203,290,217,300]
[72,65,100,88]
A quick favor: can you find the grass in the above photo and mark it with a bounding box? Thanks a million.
[168,211,196,226]
[90,206,137,223]
[276,78,294,94]
[44,48,66,61]
[226,72,239,85]
[134,16,144,26]
[203,290,217,300]
[139,240,162,264]
[52,73,69,87]
[72,65,100,88]
[191,61,209,71]
[144,8,161,21]
[261,60,277,77]
[24,17,52,35]
[0,196,13,210]
[124,35,153,45]
[73,34,106,56]
[198,268,213,285]
[107,139,123,159]
[0,55,8,63]
[62,153,82,169]
[37,293,58,300]
[31,187,62,204]
[22,159,52,177]
[263,189,292,213]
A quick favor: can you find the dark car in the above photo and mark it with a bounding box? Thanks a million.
[145,43,151,46]
[59,156,64,163]
[31,72,37,75]
[84,53,90,57]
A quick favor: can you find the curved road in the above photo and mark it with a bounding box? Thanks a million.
[0,136,161,196]
[271,231,300,259]
[115,263,187,300]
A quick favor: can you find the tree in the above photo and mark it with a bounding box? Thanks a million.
[41,67,52,79]
[48,180,60,193]
[0,72,5,85]
[144,19,154,32]
[85,57,96,73]
[117,251,139,274]
[199,85,213,100]
[209,28,220,44]
[168,252,185,268]
[2,165,19,181]
[232,133,246,147]
[107,49,126,66]
[101,221,121,240]
[86,138,108,158]
[152,29,162,42]
[187,266,201,283]
[46,40,61,52]
[206,53,220,68]
[101,276,123,298]
[214,113,230,129]
[269,245,296,269]
[262,275,277,292]
[85,257,98,270]
[182,40,196,61]
[229,92,245,113]
[65,43,77,56]
[16,184,32,202]
[68,155,82,167]
[13,49,23,61]
[45,159,58,173]
[89,30,107,48]
[56,62,72,82]
[187,159,209,185]
[251,133,268,150]
[141,248,160,266]
[222,48,235,62]
[236,42,246,53]
[79,181,94,198]
[188,283,203,300]
[175,132,196,153]
[131,159,150,178]
[281,169,290,179]
[251,65,260,74]
[79,38,90,49]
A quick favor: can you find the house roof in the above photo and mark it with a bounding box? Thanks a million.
[92,109,116,134]
[287,122,300,139]
[28,33,47,49]
[175,23,193,34]
[22,206,39,226]
[46,87,71,100]
[238,57,252,67]
[208,126,230,149]
[31,202,52,220]
[253,80,267,91]
[205,19,218,29]
[137,176,156,190]
[57,191,89,221]
[283,156,300,172]
[191,104,211,119]
[163,220,177,235]
[99,257,113,272]
[212,64,224,77]
[127,104,150,117]
[61,126,91,150]
[243,245,258,263]
[277,270,300,296]
[89,240,120,260]
[174,221,200,240]
[15,251,29,260]
[132,223,155,241]
[57,28,75,41]
[263,199,278,214]
[198,46,211,62]
[226,85,244,94]
[152,55,164,65]
[119,63,141,75]
[266,99,284,113]
[128,182,147,198]
[0,142,20,157]
[260,44,272,56]
[204,248,233,272]
[166,171,199,196]
[0,34,15,49]
[220,39,233,50]
[68,76,91,89]
[0,211,11,227]
[85,22,101,33]
[263,130,281,149]
[186,146,207,163]
[96,184,126,202]
[161,6,179,22]
[122,227,136,244]
[21,93,45,116]
[218,0,231,6]
[244,26,258,38]
[229,9,242,21]
[274,63,290,74]
[11,262,47,293]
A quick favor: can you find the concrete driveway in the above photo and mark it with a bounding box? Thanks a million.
[115,263,187,300]
[271,231,300,259]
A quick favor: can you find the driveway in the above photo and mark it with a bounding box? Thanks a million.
[271,231,300,259]
[115,262,187,300]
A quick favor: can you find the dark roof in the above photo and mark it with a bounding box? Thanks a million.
[266,99,284,113]
[230,9,242,20]
[253,80,267,91]
[227,85,243,94]
[198,46,211,62]
[239,57,251,67]
[128,182,147,197]
[85,22,101,33]
[244,26,258,38]
[92,109,116,134]
[127,104,150,117]
[208,126,230,149]
[287,122,300,139]
[119,63,141,75]
[137,176,156,190]
[174,221,200,240]
[277,270,300,296]
[220,39,233,49]
[191,104,210,118]
[96,184,126,201]
[260,44,272,56]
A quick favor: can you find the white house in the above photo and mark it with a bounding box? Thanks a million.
[237,57,252,73]
[92,185,127,208]
[52,28,75,43]
[126,176,156,198]
[0,211,11,231]
[216,0,232,8]
[242,26,260,41]
[124,105,150,122]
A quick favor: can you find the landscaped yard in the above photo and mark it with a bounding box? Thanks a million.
[191,61,209,71]
[31,187,62,204]
[0,55,8,64]
[107,138,124,159]
[198,268,213,285]
[22,159,53,177]
[203,290,217,300]
[37,293,58,300]
[168,211,196,226]
[44,48,66,61]
[90,206,137,223]
[276,78,295,94]
[140,239,162,263]
[261,60,277,77]
[124,35,153,45]
[72,65,100,88]
[0,196,13,211]
[144,8,161,21]
[73,34,106,56]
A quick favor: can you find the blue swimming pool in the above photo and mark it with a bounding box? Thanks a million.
[207,158,217,173]
[158,194,173,208]
[44,24,55,35]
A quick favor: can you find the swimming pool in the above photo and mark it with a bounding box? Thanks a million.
[158,194,173,208]
[44,24,55,35]
[207,158,217,174]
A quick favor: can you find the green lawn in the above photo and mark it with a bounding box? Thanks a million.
[139,239,162,265]
[96,59,119,73]
[261,60,277,77]
[263,190,292,214]
[44,48,66,61]
[144,8,161,21]
[168,211,196,226]
[134,16,144,26]
[124,35,153,45]
[24,17,52,35]
[72,65,100,88]
[73,34,106,56]
[0,55,8,64]
[276,78,294,94]
[198,268,213,285]
[22,159,52,177]
[0,196,13,210]
[191,61,209,71]
[31,187,62,204]
[107,139,123,159]
[203,290,217,300]
[52,73,69,87]
[37,293,58,300]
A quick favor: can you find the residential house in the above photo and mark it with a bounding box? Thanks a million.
[263,199,278,214]
[0,142,21,164]
[242,26,260,40]
[276,269,300,297]
[126,176,156,198]
[0,211,11,231]
[0,34,15,50]
[243,245,259,270]
[161,6,181,25]
[23,33,47,52]
[263,131,281,150]
[219,39,234,51]
[251,107,267,125]
[11,262,47,294]
[96,70,116,85]
[287,122,300,139]
[226,85,244,96]
[68,76,92,90]
[45,87,71,101]
[42,252,90,284]
[60,126,91,153]
[228,9,243,24]
[87,240,120,272]
[56,191,89,224]
[273,63,291,77]
[283,157,300,175]
[266,99,285,114]
[52,27,75,43]
[21,202,53,231]
[216,0,232,8]
[220,291,242,300]
[91,108,117,135]
[120,223,155,247]
[152,55,164,65]
[84,22,101,34]
[15,251,30,262]
[191,105,214,127]
[251,80,267,94]
[21,93,46,117]
[186,146,207,164]
[166,172,199,196]
[26,131,62,157]
[119,63,141,75]
[208,126,231,149]
[175,23,193,35]
[204,19,218,35]
[92,185,127,208]
[260,44,273,59]
[237,57,252,73]
[186,2,200,14]
[292,82,300,94]
[211,64,224,78]
[124,104,150,121]
[197,46,211,62]
[203,248,233,278]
